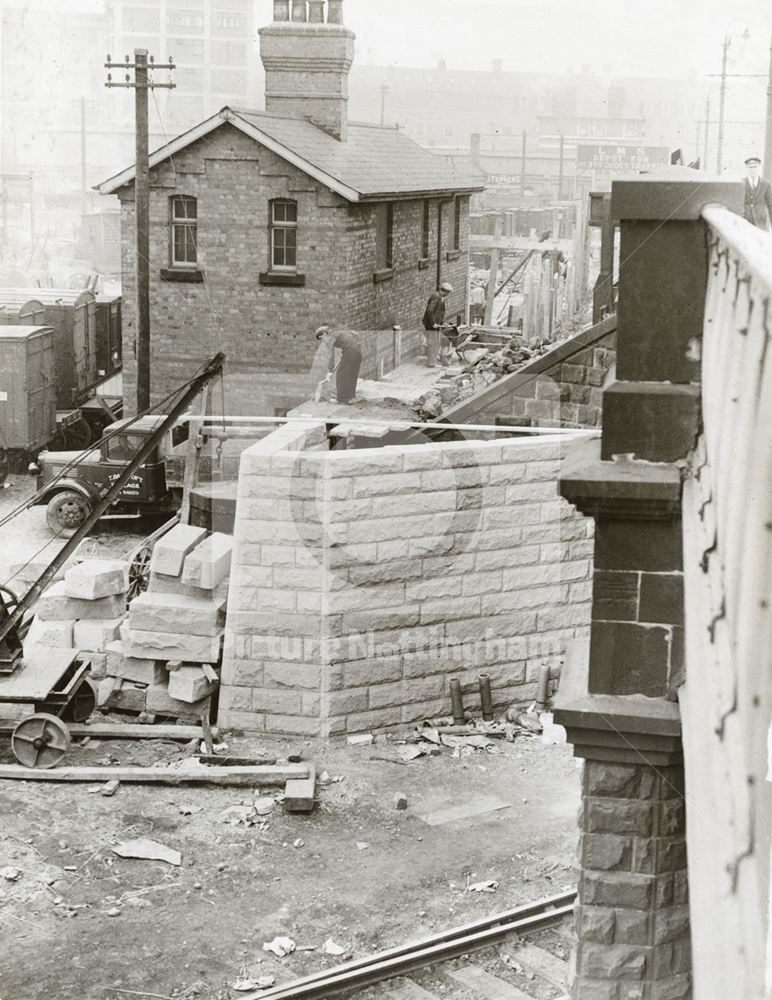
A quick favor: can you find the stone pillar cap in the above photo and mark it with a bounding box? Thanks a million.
[611,171,744,221]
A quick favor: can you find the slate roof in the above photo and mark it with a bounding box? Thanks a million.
[97,106,483,202]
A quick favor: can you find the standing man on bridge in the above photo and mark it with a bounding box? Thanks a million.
[742,156,772,230]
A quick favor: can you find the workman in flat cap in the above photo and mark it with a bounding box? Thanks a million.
[743,156,772,229]
[422,282,454,367]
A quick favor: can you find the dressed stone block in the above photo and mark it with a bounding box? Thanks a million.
[63,559,129,600]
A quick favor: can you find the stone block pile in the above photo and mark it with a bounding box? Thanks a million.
[24,526,233,726]
[105,525,232,722]
[25,559,130,662]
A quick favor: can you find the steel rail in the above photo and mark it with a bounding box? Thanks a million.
[243,890,576,1000]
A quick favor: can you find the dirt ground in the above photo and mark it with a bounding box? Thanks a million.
[0,732,580,1000]
[0,475,581,1000]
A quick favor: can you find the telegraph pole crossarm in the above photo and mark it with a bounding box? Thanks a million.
[104,52,176,416]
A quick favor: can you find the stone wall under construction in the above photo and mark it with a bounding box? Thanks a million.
[218,420,593,736]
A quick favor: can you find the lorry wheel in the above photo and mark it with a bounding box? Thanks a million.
[46,491,92,536]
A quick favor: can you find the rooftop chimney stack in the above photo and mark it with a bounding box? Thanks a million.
[260,0,355,141]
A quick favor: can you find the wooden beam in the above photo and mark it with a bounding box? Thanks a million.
[0,722,220,741]
[471,236,574,253]
[0,763,309,785]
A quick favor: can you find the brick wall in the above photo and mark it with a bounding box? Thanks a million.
[115,122,470,416]
[219,423,594,736]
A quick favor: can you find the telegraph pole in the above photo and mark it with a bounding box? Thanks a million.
[703,95,710,171]
[557,133,565,200]
[520,130,527,196]
[105,50,175,414]
[764,24,772,181]
[717,35,729,173]
[379,83,389,126]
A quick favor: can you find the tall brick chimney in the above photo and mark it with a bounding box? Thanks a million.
[259,0,355,141]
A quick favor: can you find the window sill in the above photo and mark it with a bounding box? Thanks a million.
[373,267,395,284]
[418,257,430,270]
[160,267,204,283]
[445,250,462,262]
[259,271,306,287]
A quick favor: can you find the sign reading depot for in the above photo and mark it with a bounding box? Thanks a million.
[577,144,670,174]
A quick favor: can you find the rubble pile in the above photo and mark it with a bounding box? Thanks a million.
[24,526,234,726]
[470,337,538,376]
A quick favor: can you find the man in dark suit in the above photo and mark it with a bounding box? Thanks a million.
[743,156,772,229]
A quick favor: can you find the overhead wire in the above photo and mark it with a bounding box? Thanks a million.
[0,359,211,534]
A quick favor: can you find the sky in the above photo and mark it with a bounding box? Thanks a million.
[30,0,772,82]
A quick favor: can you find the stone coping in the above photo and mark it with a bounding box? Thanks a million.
[555,640,682,765]
[560,437,682,519]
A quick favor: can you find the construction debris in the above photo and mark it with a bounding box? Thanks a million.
[394,792,408,810]
[112,838,181,866]
[263,936,296,958]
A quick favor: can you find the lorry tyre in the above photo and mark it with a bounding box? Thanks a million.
[46,491,92,536]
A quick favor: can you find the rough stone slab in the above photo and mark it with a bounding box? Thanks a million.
[24,618,75,650]
[74,617,124,653]
[182,532,233,589]
[128,592,226,637]
[145,682,211,720]
[149,524,208,578]
[284,765,316,813]
[105,642,167,686]
[0,702,36,722]
[147,572,229,601]
[63,559,129,600]
[106,682,147,714]
[167,666,216,704]
[88,652,108,680]
[120,623,223,664]
[36,581,126,622]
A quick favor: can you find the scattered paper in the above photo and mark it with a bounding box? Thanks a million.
[347,734,374,746]
[263,936,296,958]
[233,977,275,992]
[112,838,181,867]
[356,841,369,851]
[322,939,346,956]
[467,880,498,893]
[218,805,255,826]
[398,746,424,762]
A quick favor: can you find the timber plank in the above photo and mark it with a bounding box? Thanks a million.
[0,722,221,741]
[447,966,534,1000]
[512,942,568,990]
[381,978,441,1000]
[0,763,309,786]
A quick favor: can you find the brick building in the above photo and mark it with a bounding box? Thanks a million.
[98,0,481,416]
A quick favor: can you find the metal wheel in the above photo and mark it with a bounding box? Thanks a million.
[61,678,97,723]
[0,585,33,642]
[46,490,92,536]
[11,713,71,769]
[127,543,152,602]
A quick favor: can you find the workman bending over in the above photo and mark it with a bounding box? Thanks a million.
[315,326,362,405]
[422,282,453,367]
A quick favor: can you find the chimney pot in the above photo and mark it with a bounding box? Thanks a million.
[308,0,325,22]
[291,0,307,22]
[273,0,290,20]
[327,0,343,23]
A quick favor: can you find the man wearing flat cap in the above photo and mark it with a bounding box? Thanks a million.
[422,282,454,367]
[743,156,772,229]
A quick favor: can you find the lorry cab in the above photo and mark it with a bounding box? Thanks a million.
[34,416,188,534]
